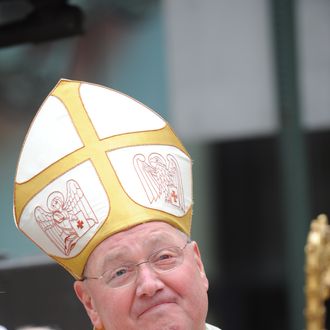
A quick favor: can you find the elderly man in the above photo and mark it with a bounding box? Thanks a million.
[13,79,220,330]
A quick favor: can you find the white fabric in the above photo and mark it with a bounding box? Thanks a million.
[108,145,192,217]
[16,96,83,183]
[19,160,109,258]
[80,83,166,139]
[206,323,221,330]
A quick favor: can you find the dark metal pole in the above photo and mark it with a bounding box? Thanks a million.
[270,0,311,329]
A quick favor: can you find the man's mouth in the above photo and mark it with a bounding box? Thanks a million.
[138,301,176,317]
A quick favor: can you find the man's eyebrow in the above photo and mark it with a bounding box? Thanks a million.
[102,236,170,266]
[100,231,186,270]
[142,231,186,248]
[101,247,131,270]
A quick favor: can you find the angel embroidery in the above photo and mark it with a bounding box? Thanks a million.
[34,180,98,256]
[133,153,185,212]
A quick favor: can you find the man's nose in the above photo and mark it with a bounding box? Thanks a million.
[135,263,165,297]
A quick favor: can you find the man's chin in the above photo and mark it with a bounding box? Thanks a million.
[137,309,192,330]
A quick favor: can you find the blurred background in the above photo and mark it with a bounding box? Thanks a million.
[0,0,329,329]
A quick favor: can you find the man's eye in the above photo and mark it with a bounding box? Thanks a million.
[154,250,178,263]
[158,253,173,260]
[110,267,129,280]
[103,266,134,285]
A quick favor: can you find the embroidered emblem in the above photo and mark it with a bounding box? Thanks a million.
[34,180,98,256]
[133,153,185,211]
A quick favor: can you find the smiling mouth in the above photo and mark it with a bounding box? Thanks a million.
[139,302,175,317]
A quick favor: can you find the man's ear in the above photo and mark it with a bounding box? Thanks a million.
[191,241,209,291]
[74,280,103,329]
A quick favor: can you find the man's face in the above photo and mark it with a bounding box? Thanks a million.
[74,221,209,330]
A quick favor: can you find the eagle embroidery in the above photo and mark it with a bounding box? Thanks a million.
[133,153,185,212]
[34,180,98,256]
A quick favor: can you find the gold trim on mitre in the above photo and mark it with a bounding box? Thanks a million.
[13,79,193,279]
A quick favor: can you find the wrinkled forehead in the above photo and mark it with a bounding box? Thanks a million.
[85,221,187,269]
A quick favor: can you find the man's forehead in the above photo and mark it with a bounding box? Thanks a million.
[112,221,180,241]
[86,221,185,266]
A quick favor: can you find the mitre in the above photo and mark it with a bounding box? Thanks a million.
[13,79,192,279]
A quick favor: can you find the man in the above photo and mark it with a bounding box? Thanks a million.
[13,79,220,330]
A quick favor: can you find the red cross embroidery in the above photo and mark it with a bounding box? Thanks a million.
[77,220,84,229]
[171,190,178,203]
